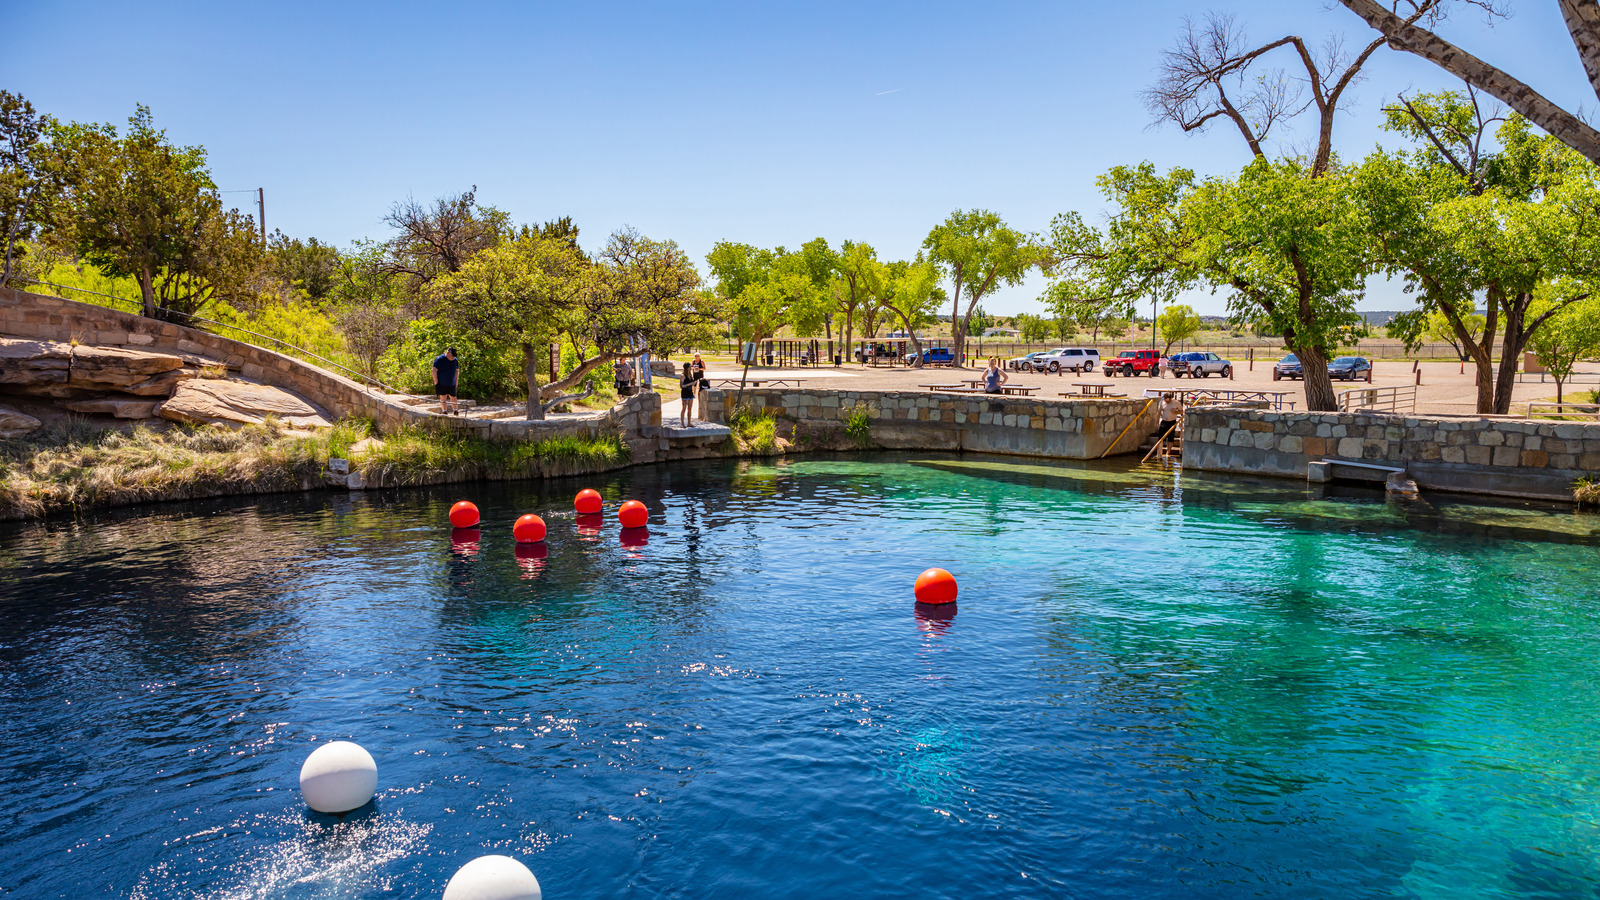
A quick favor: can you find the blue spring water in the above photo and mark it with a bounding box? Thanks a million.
[1,453,1598,899]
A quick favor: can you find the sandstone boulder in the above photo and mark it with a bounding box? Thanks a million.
[0,339,70,387]
[0,338,186,397]
[0,404,42,439]
[61,398,163,419]
[157,379,331,428]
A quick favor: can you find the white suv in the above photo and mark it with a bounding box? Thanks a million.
[1031,347,1101,373]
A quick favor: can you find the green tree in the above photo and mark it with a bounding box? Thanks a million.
[706,241,822,351]
[922,209,1045,367]
[48,106,263,320]
[1184,159,1371,410]
[1015,312,1052,342]
[1053,314,1076,342]
[1529,295,1600,405]
[267,230,340,302]
[878,256,943,366]
[559,228,716,390]
[1156,303,1201,355]
[0,91,56,287]
[430,235,583,419]
[333,239,410,377]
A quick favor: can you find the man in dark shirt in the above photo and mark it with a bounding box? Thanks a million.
[432,348,460,415]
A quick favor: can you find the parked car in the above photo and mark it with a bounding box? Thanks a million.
[853,343,900,361]
[1169,351,1233,378]
[1102,349,1163,377]
[1273,354,1302,381]
[1031,347,1101,373]
[1007,351,1044,371]
[1328,356,1373,382]
[908,347,955,365]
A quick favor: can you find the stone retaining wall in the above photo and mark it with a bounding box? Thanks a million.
[1183,406,1600,500]
[0,286,432,432]
[704,388,1158,459]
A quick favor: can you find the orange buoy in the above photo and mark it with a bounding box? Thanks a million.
[449,500,480,528]
[574,489,603,515]
[913,567,958,605]
[512,513,547,543]
[618,499,648,529]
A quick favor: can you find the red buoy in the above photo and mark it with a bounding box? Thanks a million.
[574,489,603,515]
[449,500,480,528]
[913,568,958,605]
[618,499,648,529]
[512,513,547,543]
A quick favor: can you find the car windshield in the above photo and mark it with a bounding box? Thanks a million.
[1282,355,1299,363]
[1333,356,1361,365]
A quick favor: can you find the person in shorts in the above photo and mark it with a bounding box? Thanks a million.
[432,347,460,415]
[678,361,697,426]
[1156,392,1183,439]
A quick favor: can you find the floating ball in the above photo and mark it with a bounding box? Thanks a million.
[449,500,480,528]
[913,567,958,605]
[618,499,648,529]
[574,488,603,515]
[299,740,378,814]
[512,513,547,543]
[442,855,542,900]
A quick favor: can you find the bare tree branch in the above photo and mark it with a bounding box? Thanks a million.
[1336,0,1600,164]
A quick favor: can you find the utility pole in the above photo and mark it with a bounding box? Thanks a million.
[257,188,266,244]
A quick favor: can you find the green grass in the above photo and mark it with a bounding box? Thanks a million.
[0,417,630,519]
[357,426,627,486]
[727,406,779,455]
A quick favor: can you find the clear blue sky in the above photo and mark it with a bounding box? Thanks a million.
[1,0,1585,315]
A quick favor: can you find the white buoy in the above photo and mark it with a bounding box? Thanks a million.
[298,740,378,814]
[442,855,542,900]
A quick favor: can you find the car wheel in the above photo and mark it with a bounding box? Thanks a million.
[1121,366,1133,377]
[1048,361,1060,373]
[1222,366,1232,378]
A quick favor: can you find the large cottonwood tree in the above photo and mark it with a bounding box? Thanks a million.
[922,210,1044,368]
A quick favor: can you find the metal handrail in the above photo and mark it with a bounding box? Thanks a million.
[1525,401,1600,421]
[12,278,411,396]
[1338,384,1416,414]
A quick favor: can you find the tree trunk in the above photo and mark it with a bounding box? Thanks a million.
[139,265,157,319]
[843,309,854,368]
[1296,345,1341,411]
[523,342,545,421]
[1556,377,1566,406]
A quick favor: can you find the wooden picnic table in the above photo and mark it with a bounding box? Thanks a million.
[1065,383,1117,397]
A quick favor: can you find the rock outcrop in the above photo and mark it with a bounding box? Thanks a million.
[0,338,187,398]
[60,398,164,419]
[157,379,332,428]
[0,404,42,438]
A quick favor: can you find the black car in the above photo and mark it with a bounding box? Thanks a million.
[1328,356,1373,381]
[1273,354,1301,381]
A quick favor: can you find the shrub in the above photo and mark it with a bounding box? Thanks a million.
[1577,477,1600,509]
[845,406,872,447]
[377,318,525,400]
[727,406,778,455]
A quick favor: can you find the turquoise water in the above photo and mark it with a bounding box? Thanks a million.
[1,453,1597,898]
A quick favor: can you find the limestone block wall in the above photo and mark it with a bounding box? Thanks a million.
[703,388,1158,459]
[0,286,434,431]
[1183,406,1600,500]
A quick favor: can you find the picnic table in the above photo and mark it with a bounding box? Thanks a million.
[1061,383,1124,398]
[925,383,1039,396]
[709,378,807,389]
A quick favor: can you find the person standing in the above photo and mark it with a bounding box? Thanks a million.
[983,356,1008,394]
[613,356,636,397]
[432,347,460,415]
[1156,392,1183,439]
[678,361,698,426]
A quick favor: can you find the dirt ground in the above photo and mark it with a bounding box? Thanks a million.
[679,356,1600,417]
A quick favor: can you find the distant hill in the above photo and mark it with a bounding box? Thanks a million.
[1360,310,1403,325]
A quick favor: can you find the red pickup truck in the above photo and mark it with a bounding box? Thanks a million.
[1103,350,1162,377]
